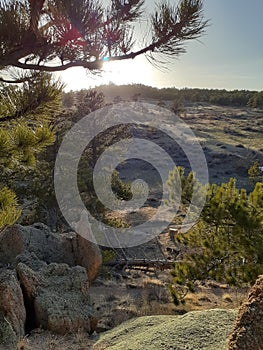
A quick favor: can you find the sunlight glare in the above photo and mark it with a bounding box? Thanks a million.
[60,56,153,91]
[101,56,152,85]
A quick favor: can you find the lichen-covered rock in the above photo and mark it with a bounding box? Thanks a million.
[16,262,96,334]
[227,275,263,350]
[0,269,26,347]
[0,223,102,282]
[0,315,17,350]
[16,262,43,299]
[0,222,100,347]
[94,309,237,350]
[0,223,74,266]
[71,234,102,283]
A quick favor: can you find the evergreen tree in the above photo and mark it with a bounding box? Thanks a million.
[248,161,262,183]
[167,166,204,210]
[0,0,208,229]
[247,91,263,109]
[0,0,208,82]
[0,186,21,229]
[0,73,63,230]
[21,88,132,229]
[170,178,263,303]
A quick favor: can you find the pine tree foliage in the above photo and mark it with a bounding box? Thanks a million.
[0,0,208,82]
[0,72,63,230]
[0,186,21,229]
[248,161,262,182]
[76,90,106,120]
[170,178,263,303]
[0,73,62,167]
[167,166,205,213]
[0,73,63,122]
[167,166,195,206]
[247,91,263,109]
[20,88,132,228]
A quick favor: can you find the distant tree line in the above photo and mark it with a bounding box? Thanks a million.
[63,85,263,109]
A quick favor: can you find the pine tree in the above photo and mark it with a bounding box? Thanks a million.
[170,178,263,303]
[248,161,262,183]
[0,186,21,229]
[0,0,208,82]
[0,73,63,230]
[20,88,132,229]
[0,0,208,226]
[167,166,205,211]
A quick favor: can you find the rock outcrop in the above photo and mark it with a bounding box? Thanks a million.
[0,223,102,282]
[0,223,102,346]
[94,309,237,350]
[16,262,96,334]
[71,234,102,284]
[0,269,26,348]
[228,275,263,350]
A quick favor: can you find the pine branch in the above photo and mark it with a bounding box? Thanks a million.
[0,0,208,75]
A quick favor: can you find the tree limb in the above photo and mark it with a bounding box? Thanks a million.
[0,75,37,84]
[0,0,208,76]
[8,21,185,72]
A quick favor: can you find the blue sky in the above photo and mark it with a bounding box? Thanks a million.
[61,0,263,91]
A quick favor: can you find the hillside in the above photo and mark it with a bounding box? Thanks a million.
[63,87,263,191]
[113,103,263,192]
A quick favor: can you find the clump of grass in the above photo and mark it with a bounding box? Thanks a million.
[16,336,31,350]
[222,293,233,303]
[73,328,89,350]
[46,333,61,349]
[142,277,163,287]
[198,294,212,303]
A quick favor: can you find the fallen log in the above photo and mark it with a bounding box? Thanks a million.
[105,259,177,271]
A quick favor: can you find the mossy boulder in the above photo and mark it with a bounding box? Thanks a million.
[94,309,237,350]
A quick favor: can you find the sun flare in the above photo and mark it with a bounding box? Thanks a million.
[101,57,152,85]
[60,55,153,91]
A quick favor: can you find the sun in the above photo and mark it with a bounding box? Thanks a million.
[100,56,153,85]
[60,56,153,91]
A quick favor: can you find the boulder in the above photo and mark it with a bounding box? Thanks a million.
[0,223,74,266]
[227,275,263,350]
[0,223,102,282]
[16,262,96,334]
[0,223,101,347]
[71,234,102,283]
[94,309,238,350]
[16,262,43,299]
[0,269,26,348]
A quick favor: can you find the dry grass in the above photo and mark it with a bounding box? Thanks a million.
[91,269,248,320]
[142,276,163,287]
[16,336,31,350]
[16,330,94,350]
[222,293,233,303]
